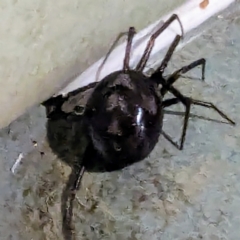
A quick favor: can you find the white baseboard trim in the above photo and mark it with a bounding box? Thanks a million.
[56,0,236,97]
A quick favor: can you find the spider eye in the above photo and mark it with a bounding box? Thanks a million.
[74,105,84,115]
[113,142,121,151]
[117,130,122,136]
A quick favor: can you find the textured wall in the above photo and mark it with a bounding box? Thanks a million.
[0,0,185,129]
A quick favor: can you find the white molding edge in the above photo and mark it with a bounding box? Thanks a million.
[55,0,235,97]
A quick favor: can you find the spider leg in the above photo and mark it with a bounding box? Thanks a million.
[123,27,136,72]
[161,58,206,96]
[161,92,235,150]
[42,95,70,120]
[156,34,181,73]
[162,97,179,108]
[162,96,188,150]
[62,164,85,240]
[190,99,235,125]
[97,31,129,81]
[62,144,89,240]
[136,14,184,72]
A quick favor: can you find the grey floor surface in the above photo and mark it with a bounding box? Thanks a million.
[0,3,240,240]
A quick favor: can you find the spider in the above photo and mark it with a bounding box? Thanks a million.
[44,14,235,239]
[81,14,235,170]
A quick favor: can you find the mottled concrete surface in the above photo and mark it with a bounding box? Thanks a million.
[0,2,240,240]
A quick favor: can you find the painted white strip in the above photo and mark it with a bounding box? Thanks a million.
[56,0,235,97]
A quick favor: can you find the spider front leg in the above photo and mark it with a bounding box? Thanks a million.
[161,58,206,96]
[123,27,136,72]
[136,14,184,72]
[156,34,181,74]
[162,87,235,150]
[150,32,206,94]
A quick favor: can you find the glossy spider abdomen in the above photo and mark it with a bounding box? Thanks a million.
[84,70,163,169]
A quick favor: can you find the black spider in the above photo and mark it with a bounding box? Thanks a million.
[43,14,235,239]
